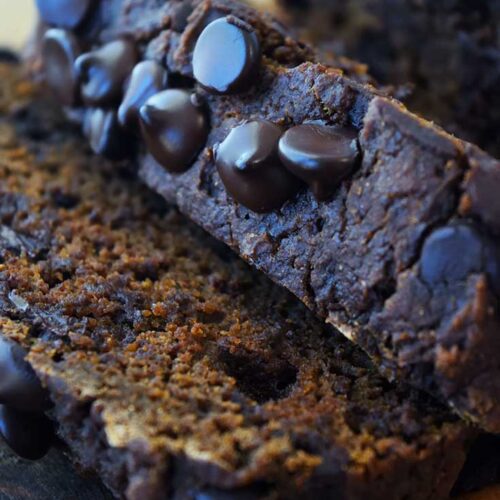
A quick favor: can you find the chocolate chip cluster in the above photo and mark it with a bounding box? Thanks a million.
[39,1,360,214]
[215,121,360,212]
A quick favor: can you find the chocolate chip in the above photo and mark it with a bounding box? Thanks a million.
[215,121,301,213]
[278,123,359,201]
[0,337,49,412]
[170,2,194,32]
[75,39,138,106]
[184,8,225,55]
[35,0,93,29]
[118,61,169,130]
[83,108,134,160]
[0,48,19,64]
[0,405,53,460]
[421,223,500,295]
[139,89,208,173]
[42,29,81,106]
[193,17,261,95]
[194,488,261,500]
[463,160,500,234]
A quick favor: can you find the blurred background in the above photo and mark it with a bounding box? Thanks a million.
[0,0,36,50]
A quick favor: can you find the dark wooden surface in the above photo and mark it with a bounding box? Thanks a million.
[0,437,113,500]
[1,434,499,499]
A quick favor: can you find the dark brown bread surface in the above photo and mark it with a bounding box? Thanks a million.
[46,0,500,432]
[272,0,500,159]
[0,64,477,499]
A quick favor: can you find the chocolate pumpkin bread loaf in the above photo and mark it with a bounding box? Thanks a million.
[273,0,500,158]
[0,63,480,499]
[32,0,500,433]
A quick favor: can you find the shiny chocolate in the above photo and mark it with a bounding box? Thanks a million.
[278,123,359,201]
[139,89,208,173]
[118,60,169,130]
[83,108,134,160]
[0,337,48,413]
[35,0,94,29]
[215,121,301,212]
[42,28,82,106]
[75,38,138,106]
[0,405,53,460]
[193,17,261,95]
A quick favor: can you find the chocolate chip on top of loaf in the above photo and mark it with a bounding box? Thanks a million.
[33,0,500,433]
[193,16,261,94]
[214,120,301,212]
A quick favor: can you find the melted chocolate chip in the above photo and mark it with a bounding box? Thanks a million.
[421,223,500,295]
[42,29,81,107]
[35,0,93,29]
[278,123,359,201]
[139,89,208,173]
[193,17,261,95]
[75,39,138,106]
[215,121,301,213]
[83,108,134,160]
[0,405,53,460]
[118,60,169,130]
[0,337,49,412]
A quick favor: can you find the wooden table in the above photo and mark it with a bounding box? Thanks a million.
[0,439,112,500]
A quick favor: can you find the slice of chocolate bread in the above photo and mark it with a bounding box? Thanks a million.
[0,63,477,499]
[32,0,500,432]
